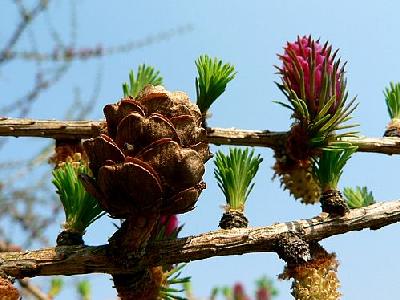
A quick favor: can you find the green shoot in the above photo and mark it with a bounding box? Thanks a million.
[222,286,233,298]
[48,278,64,298]
[275,86,359,147]
[214,148,263,211]
[343,186,375,209]
[195,55,236,115]
[312,143,357,191]
[210,287,219,299]
[122,64,163,98]
[52,162,105,234]
[384,82,400,119]
[76,280,91,300]
[182,281,194,300]
[159,264,190,300]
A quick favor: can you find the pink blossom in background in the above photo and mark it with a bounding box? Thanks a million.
[233,282,250,300]
[256,287,271,300]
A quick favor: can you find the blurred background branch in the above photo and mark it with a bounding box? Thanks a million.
[0,2,193,298]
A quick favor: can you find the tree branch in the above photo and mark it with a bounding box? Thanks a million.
[0,118,101,139]
[1,200,400,278]
[0,118,399,154]
[0,240,50,299]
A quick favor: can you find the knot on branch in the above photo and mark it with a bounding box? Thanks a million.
[320,190,349,217]
[56,231,84,246]
[279,242,341,300]
[219,210,248,229]
[274,232,311,265]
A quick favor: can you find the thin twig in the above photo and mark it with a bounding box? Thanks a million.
[0,0,49,64]
[18,278,51,300]
[5,25,193,62]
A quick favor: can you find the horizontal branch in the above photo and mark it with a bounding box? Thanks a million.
[0,118,399,154]
[207,128,400,154]
[1,200,400,278]
[0,118,101,139]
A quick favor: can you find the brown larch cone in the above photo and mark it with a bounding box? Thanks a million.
[81,86,210,300]
[81,85,210,220]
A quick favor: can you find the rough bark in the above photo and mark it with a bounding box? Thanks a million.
[1,200,399,278]
[0,117,101,139]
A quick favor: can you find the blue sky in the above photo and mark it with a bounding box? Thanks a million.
[2,1,400,299]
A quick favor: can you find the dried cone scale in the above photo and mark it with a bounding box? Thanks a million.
[82,85,210,238]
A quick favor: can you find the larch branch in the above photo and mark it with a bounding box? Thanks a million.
[0,118,101,139]
[1,200,400,278]
[0,118,399,154]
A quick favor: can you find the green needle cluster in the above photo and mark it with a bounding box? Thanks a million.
[76,280,91,300]
[195,55,236,115]
[214,148,263,211]
[52,162,104,234]
[159,264,191,300]
[384,82,400,120]
[48,278,64,298]
[122,64,163,98]
[343,186,375,208]
[312,143,357,191]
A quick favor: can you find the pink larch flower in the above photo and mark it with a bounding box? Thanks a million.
[160,215,179,236]
[278,35,345,117]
